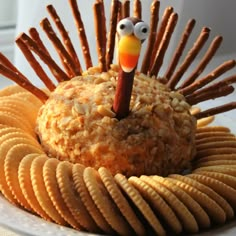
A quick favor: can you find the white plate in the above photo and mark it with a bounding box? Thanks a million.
[0,111,236,236]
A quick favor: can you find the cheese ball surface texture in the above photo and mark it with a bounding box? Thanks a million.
[36,66,196,177]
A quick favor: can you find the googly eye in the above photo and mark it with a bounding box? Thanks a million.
[117,18,134,37]
[134,22,149,40]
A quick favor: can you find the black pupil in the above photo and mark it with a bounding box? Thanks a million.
[120,24,125,30]
[142,28,147,33]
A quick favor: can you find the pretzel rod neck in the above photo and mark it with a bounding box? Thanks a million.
[112,69,135,120]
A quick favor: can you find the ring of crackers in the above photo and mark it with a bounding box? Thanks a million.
[0,88,236,235]
[0,0,236,235]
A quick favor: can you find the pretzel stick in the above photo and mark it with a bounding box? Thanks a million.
[133,0,142,19]
[0,52,27,78]
[16,38,56,91]
[179,36,223,89]
[164,19,196,80]
[187,74,236,101]
[0,64,48,102]
[194,102,236,119]
[141,0,160,74]
[93,0,107,72]
[41,18,81,78]
[46,5,82,74]
[69,0,92,69]
[106,0,119,69]
[19,33,69,82]
[122,0,130,18]
[149,12,178,76]
[167,27,210,89]
[29,28,50,56]
[180,60,236,96]
[149,6,173,70]
[117,1,122,22]
[187,85,234,105]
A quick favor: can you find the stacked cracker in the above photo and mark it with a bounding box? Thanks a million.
[0,0,236,235]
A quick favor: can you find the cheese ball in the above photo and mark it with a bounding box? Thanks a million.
[36,65,196,177]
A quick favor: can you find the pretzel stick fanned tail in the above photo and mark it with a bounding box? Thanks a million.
[122,0,130,18]
[46,4,82,74]
[167,27,211,90]
[195,102,236,119]
[164,19,196,80]
[186,74,236,104]
[29,28,50,56]
[180,60,236,96]
[187,85,234,105]
[16,38,56,91]
[141,0,160,74]
[149,6,173,71]
[0,62,48,102]
[106,0,119,70]
[93,0,107,72]
[40,18,81,78]
[133,0,142,19]
[179,36,223,89]
[69,0,92,69]
[19,33,69,82]
[149,12,178,76]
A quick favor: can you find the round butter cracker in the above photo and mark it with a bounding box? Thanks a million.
[84,167,132,235]
[99,167,145,235]
[73,165,112,234]
[43,158,81,229]
[115,173,166,236]
[151,175,210,229]
[31,155,67,225]
[57,162,98,232]
[128,176,182,234]
[169,174,234,220]
[140,175,198,234]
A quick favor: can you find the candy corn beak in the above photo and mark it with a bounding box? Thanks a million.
[118,35,141,73]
